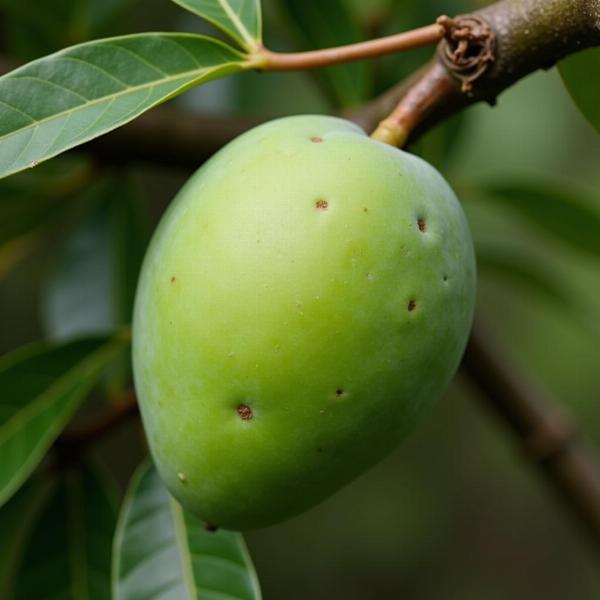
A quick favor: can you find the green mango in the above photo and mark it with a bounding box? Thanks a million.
[132,115,476,530]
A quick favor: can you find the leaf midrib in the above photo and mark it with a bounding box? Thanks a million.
[0,62,237,146]
[217,0,255,49]
[170,496,198,600]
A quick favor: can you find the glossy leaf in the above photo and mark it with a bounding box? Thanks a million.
[478,245,600,341]
[110,180,151,325]
[484,182,600,258]
[43,195,116,340]
[0,158,91,278]
[171,0,262,50]
[0,479,53,598]
[42,178,149,340]
[0,334,128,507]
[0,157,89,244]
[113,462,262,600]
[0,33,247,179]
[477,246,573,309]
[11,464,118,600]
[559,47,600,135]
[277,0,369,107]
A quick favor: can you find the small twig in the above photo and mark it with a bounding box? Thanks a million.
[257,23,444,71]
[462,319,600,549]
[58,391,139,449]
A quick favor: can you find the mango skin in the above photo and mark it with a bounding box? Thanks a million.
[132,115,476,530]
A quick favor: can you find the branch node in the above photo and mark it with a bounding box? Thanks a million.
[438,14,496,93]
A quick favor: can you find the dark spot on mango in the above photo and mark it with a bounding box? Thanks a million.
[417,218,427,232]
[315,199,328,211]
[237,404,253,420]
[408,300,417,312]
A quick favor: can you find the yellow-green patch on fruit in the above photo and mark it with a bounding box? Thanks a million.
[132,115,476,530]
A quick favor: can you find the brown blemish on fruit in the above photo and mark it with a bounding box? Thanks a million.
[237,404,253,420]
[335,388,344,397]
[170,276,176,283]
[408,300,417,312]
[417,218,427,232]
[363,207,368,213]
[204,521,218,532]
[315,198,328,211]
[310,136,323,143]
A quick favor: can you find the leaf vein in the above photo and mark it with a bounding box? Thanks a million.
[101,43,169,78]
[9,74,90,101]
[158,38,202,69]
[8,125,37,171]
[57,56,130,89]
[0,99,36,123]
[0,69,208,144]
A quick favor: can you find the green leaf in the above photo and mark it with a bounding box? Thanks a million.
[0,334,129,507]
[113,462,262,600]
[559,47,600,136]
[11,464,118,600]
[42,178,149,340]
[43,194,116,340]
[0,187,59,273]
[0,478,53,598]
[110,180,151,325]
[171,0,262,51]
[484,182,600,258]
[477,245,600,342]
[477,246,573,309]
[0,157,91,278]
[276,0,370,108]
[0,33,247,179]
[0,162,90,244]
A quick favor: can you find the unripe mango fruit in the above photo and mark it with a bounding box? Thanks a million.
[132,115,476,530]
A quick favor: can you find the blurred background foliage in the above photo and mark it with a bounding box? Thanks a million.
[1,0,600,597]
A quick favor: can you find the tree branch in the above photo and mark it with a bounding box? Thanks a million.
[57,391,139,449]
[364,0,600,141]
[462,319,600,550]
